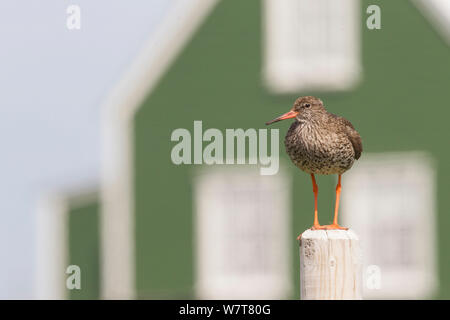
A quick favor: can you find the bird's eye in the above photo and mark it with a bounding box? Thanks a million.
[303,103,311,108]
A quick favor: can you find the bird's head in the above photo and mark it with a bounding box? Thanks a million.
[265,96,325,125]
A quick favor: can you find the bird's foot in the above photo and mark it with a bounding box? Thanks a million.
[321,223,348,230]
[310,223,348,231]
[311,224,328,230]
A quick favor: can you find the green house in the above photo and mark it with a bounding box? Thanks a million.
[46,0,450,299]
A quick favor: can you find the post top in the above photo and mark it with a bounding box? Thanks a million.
[300,229,359,242]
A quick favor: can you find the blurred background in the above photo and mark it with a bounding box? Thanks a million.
[1,0,449,299]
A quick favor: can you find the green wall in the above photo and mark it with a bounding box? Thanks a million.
[134,0,450,299]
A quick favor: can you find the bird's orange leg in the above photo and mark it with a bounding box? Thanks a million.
[298,174,325,240]
[310,174,326,230]
[323,174,348,230]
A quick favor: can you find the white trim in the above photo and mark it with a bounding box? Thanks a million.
[35,194,68,300]
[412,0,450,46]
[100,0,219,299]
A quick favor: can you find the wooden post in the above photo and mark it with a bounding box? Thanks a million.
[299,229,362,300]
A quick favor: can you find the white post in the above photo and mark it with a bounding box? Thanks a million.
[299,229,363,300]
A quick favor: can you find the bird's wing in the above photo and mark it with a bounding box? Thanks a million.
[331,114,363,160]
[342,118,362,160]
[345,124,363,160]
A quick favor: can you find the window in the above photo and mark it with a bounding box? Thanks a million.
[194,167,292,299]
[341,152,437,299]
[263,0,361,93]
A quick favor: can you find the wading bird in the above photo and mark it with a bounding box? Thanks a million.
[266,96,362,231]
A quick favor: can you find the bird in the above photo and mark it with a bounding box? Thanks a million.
[266,96,362,231]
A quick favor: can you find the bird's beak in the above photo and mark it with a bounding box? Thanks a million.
[265,110,298,125]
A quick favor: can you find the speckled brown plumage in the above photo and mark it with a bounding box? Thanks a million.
[284,97,362,175]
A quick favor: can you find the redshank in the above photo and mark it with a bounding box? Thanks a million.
[266,96,362,231]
